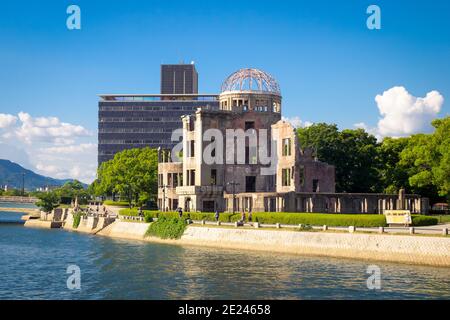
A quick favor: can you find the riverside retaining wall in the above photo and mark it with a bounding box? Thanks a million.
[95,221,450,267]
[63,213,115,234]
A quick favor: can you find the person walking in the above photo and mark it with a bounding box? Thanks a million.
[214,210,220,222]
[177,207,183,219]
[241,210,246,223]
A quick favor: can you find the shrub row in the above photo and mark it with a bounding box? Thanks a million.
[252,212,388,227]
[411,215,438,226]
[145,217,187,239]
[119,209,438,227]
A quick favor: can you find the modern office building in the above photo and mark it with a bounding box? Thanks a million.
[98,63,218,165]
[160,64,198,94]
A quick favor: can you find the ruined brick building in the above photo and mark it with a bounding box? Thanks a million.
[158,68,427,214]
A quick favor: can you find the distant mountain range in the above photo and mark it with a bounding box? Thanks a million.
[0,159,79,190]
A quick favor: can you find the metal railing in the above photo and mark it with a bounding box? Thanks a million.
[190,220,449,236]
[114,215,449,236]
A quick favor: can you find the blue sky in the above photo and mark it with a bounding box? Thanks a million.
[0,0,449,182]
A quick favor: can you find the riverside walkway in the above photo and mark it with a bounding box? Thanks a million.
[0,207,40,215]
[118,215,450,236]
[0,196,38,203]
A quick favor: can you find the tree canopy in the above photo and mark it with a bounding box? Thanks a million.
[55,180,89,204]
[35,192,60,213]
[296,116,450,203]
[91,147,158,207]
[398,117,450,202]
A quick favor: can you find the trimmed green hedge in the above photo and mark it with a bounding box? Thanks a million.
[411,215,438,226]
[252,212,387,227]
[145,217,187,239]
[121,209,387,227]
[119,209,439,228]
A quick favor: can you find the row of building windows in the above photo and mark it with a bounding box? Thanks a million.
[99,148,173,156]
[158,173,183,188]
[99,128,174,133]
[99,139,163,144]
[99,106,198,111]
[158,169,218,188]
[101,96,217,102]
[242,106,271,112]
[99,117,181,122]
[281,165,306,187]
[158,167,311,190]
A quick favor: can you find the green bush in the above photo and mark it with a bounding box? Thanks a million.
[73,212,82,228]
[252,212,387,227]
[145,217,187,239]
[144,215,154,223]
[411,215,438,226]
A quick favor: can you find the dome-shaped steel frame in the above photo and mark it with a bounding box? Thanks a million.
[221,68,281,95]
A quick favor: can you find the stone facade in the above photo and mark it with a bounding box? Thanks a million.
[223,191,427,214]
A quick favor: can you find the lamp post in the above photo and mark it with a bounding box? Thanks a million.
[159,184,168,212]
[227,181,240,215]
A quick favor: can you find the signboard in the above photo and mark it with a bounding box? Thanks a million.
[384,210,412,226]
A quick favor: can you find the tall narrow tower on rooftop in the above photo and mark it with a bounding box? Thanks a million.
[160,63,198,94]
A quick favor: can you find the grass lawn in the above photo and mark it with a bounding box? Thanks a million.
[436,215,450,224]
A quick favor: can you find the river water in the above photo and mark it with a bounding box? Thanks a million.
[1,205,449,300]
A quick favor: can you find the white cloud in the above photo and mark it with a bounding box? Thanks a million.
[282,116,313,128]
[0,112,97,184]
[15,112,91,144]
[40,143,97,154]
[35,163,60,175]
[356,86,444,139]
[0,114,17,128]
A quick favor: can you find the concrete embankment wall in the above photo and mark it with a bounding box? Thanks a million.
[24,220,62,228]
[63,213,115,234]
[96,221,450,267]
[97,220,150,240]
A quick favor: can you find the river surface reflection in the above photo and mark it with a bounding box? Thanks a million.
[1,210,449,300]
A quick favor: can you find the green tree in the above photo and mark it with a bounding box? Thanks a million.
[377,137,410,193]
[94,147,158,207]
[399,116,450,202]
[36,191,60,213]
[55,180,89,204]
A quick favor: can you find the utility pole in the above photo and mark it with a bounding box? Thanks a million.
[22,173,25,196]
[227,181,240,215]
